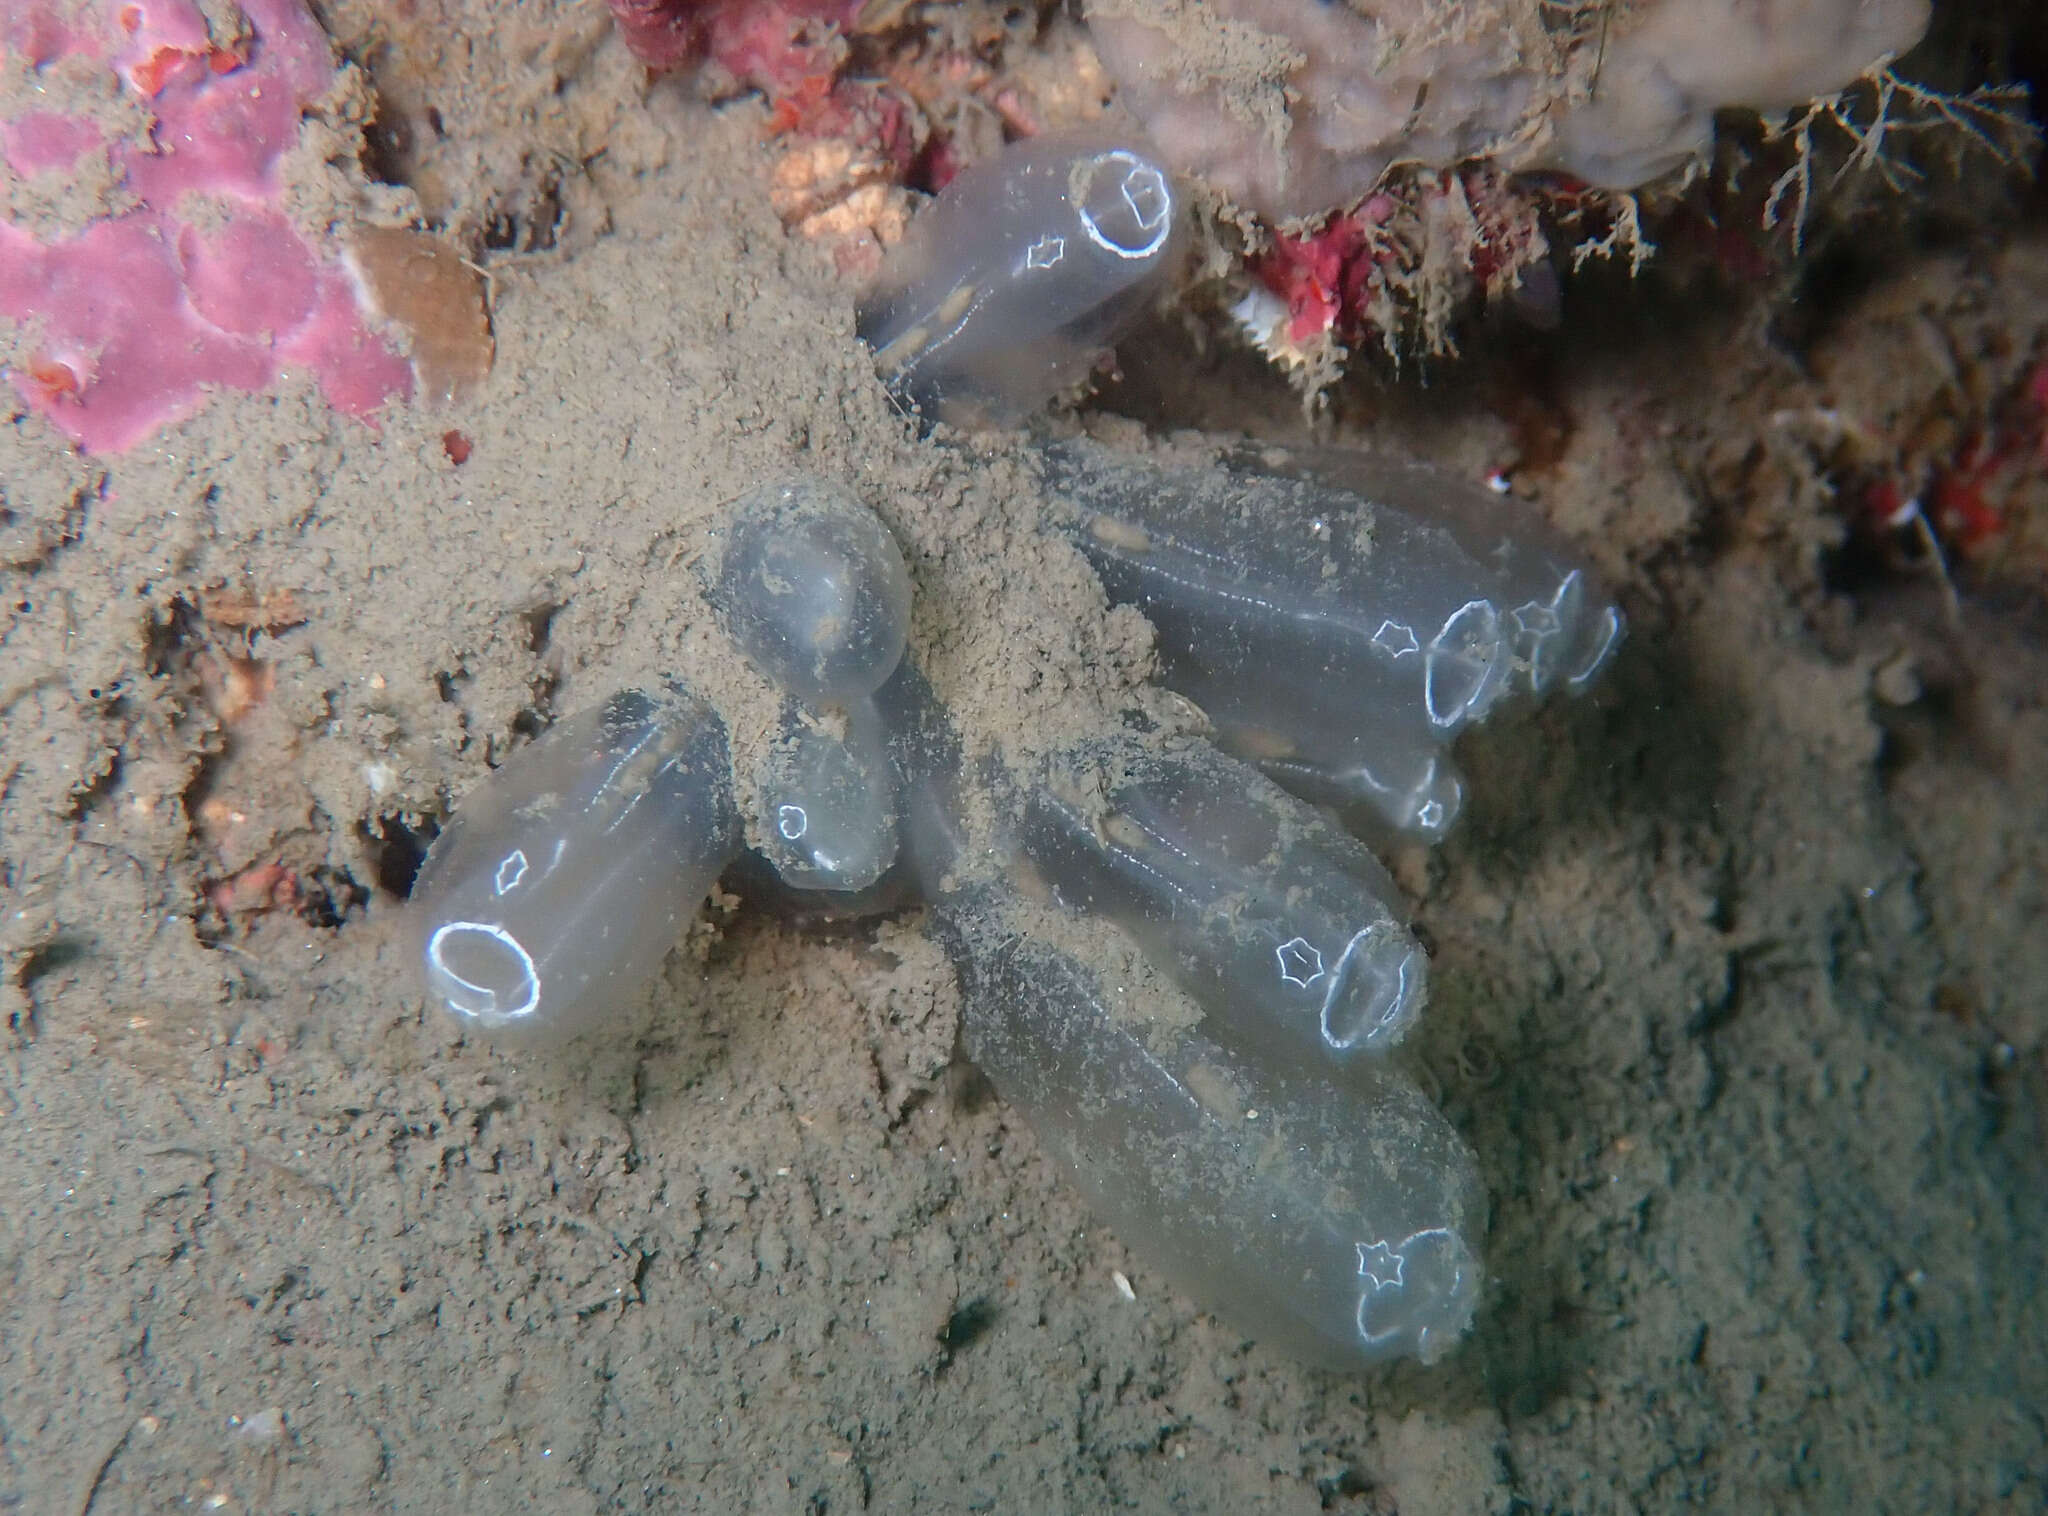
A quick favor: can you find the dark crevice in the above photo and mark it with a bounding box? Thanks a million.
[364,814,436,899]
[481,179,563,253]
[300,866,371,927]
[937,1295,999,1361]
[522,601,561,655]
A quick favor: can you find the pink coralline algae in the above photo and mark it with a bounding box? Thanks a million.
[0,0,412,453]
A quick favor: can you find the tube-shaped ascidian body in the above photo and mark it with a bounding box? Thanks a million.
[411,689,740,1043]
[857,134,1180,428]
[1042,440,1624,842]
[710,476,915,898]
[404,443,1627,1369]
[754,699,900,894]
[711,478,914,703]
[939,893,1485,1370]
[1019,737,1428,1062]
[1275,447,1627,701]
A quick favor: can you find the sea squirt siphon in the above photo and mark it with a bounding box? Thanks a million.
[710,477,914,897]
[411,689,740,1043]
[1039,439,1625,843]
[937,890,1485,1368]
[753,700,900,894]
[1017,736,1429,1062]
[856,133,1180,427]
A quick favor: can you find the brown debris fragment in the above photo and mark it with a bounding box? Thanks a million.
[344,227,495,407]
[197,583,307,634]
[194,651,275,727]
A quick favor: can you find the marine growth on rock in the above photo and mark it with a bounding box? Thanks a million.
[411,443,1623,1369]
[0,0,492,452]
[409,130,1625,1370]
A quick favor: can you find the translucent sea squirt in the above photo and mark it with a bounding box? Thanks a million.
[411,689,740,1042]
[856,134,1180,427]
[754,701,900,894]
[711,477,914,703]
[1019,738,1429,1061]
[1041,439,1625,842]
[940,893,1485,1369]
[409,449,1626,1371]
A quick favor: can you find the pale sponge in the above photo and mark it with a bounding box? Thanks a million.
[1543,0,1936,186]
[1085,0,1932,219]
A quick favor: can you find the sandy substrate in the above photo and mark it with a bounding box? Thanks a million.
[2,10,2045,1512]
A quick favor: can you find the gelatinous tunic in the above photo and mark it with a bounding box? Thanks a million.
[710,477,913,894]
[410,690,738,1043]
[1040,440,1624,843]
[409,440,1623,1372]
[942,898,1484,1368]
[856,135,1179,428]
[1018,739,1428,1063]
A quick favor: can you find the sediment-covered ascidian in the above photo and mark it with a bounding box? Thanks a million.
[411,452,1622,1368]
[410,133,1627,1371]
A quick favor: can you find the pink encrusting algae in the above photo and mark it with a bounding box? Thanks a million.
[0,0,413,453]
